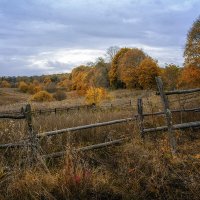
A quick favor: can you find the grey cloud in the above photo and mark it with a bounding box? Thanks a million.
[0,0,199,76]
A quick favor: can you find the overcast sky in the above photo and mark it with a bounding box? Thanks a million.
[0,0,199,76]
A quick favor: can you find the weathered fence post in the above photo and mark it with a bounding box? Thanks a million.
[24,104,38,165]
[155,77,176,154]
[137,98,144,139]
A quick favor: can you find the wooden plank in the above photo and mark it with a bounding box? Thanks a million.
[143,121,200,133]
[43,138,127,159]
[155,77,177,154]
[156,88,200,96]
[38,118,135,138]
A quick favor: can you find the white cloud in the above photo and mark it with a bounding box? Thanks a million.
[26,48,105,74]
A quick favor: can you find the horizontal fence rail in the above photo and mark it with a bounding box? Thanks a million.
[0,118,135,149]
[43,138,128,159]
[0,142,31,149]
[0,114,25,119]
[38,117,135,138]
[143,121,200,133]
[142,107,200,117]
[156,88,200,96]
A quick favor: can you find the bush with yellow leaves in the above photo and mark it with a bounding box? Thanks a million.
[30,90,54,102]
[85,87,109,105]
[18,81,29,93]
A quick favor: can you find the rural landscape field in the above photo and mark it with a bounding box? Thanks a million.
[0,1,200,200]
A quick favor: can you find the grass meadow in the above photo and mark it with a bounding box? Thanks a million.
[0,88,200,200]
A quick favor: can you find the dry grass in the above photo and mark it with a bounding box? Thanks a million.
[0,89,200,199]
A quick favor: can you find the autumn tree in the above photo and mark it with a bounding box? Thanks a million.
[179,64,200,88]
[138,58,160,89]
[108,48,130,89]
[184,16,200,67]
[92,57,110,88]
[71,65,91,94]
[118,48,147,88]
[161,64,181,90]
[180,16,200,88]
[106,46,120,62]
[57,77,72,91]
[85,87,109,105]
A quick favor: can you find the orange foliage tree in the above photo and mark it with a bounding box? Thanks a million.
[179,65,200,88]
[108,48,130,89]
[138,58,160,89]
[180,16,200,88]
[118,48,147,88]
[161,64,180,90]
[57,78,72,91]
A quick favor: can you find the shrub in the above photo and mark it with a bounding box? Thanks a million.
[45,82,57,93]
[0,80,11,88]
[30,91,54,102]
[85,87,109,105]
[28,83,42,94]
[53,90,67,101]
[18,81,29,93]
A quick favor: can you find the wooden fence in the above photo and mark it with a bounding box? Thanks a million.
[137,77,200,154]
[0,100,133,118]
[0,77,200,165]
[0,103,135,164]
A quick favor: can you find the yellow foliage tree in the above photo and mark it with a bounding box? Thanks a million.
[71,66,91,94]
[30,91,54,102]
[85,87,109,105]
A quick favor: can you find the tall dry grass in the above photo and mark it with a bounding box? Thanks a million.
[0,89,200,199]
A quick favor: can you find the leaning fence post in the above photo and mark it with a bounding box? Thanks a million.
[24,104,38,165]
[155,77,176,154]
[137,98,144,139]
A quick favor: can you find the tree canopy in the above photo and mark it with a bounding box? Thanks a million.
[184,16,200,67]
